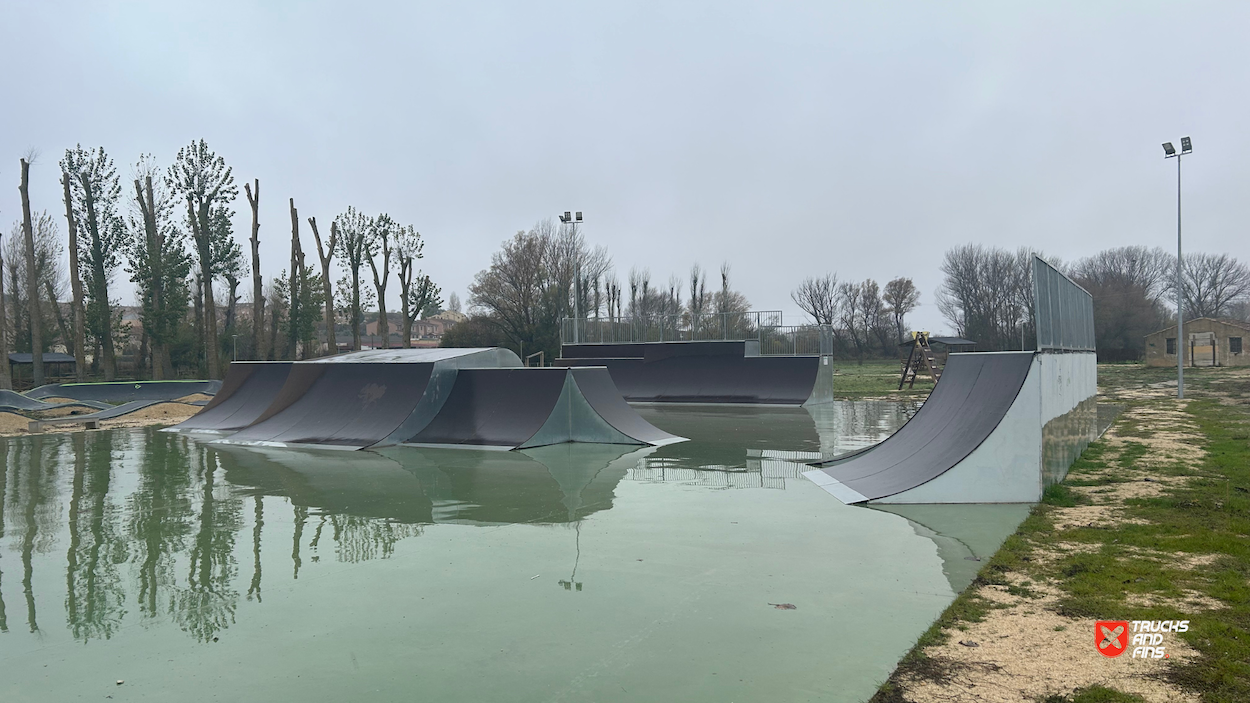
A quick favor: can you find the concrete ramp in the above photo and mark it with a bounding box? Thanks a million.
[404,367,685,449]
[804,351,1097,504]
[26,379,222,403]
[172,362,293,432]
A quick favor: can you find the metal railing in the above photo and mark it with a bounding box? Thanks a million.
[561,312,832,357]
[562,311,784,345]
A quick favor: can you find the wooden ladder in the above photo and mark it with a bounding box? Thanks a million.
[898,332,942,390]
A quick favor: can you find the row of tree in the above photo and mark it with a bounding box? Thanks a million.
[442,219,755,362]
[935,244,1250,358]
[4,141,444,386]
[790,275,921,360]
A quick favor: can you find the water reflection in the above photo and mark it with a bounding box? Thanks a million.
[0,401,920,646]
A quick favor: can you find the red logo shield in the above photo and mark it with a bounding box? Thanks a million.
[1096,620,1129,657]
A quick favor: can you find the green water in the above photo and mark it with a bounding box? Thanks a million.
[0,401,1027,702]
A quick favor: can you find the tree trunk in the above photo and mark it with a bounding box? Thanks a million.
[61,173,88,380]
[245,180,265,361]
[351,269,361,351]
[191,203,220,379]
[288,198,303,359]
[135,177,168,379]
[193,274,205,375]
[19,159,43,386]
[399,258,413,349]
[309,217,337,355]
[45,281,72,357]
[0,243,10,390]
[79,171,116,381]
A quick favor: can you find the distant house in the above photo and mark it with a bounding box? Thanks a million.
[1144,317,1249,368]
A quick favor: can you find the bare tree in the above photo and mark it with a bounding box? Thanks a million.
[837,281,865,361]
[1179,252,1250,319]
[18,158,44,385]
[308,216,338,354]
[334,207,371,350]
[168,139,238,378]
[395,225,426,348]
[244,179,265,360]
[0,224,9,389]
[937,244,1039,351]
[791,273,839,325]
[366,214,396,348]
[882,277,920,343]
[447,291,461,313]
[1070,246,1171,359]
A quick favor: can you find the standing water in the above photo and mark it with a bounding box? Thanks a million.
[0,401,1028,702]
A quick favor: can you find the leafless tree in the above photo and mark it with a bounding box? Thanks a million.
[6,213,66,363]
[837,281,865,361]
[308,215,337,354]
[937,244,1040,351]
[1179,252,1250,319]
[366,214,397,349]
[1070,246,1171,359]
[244,180,265,359]
[792,273,839,325]
[18,158,44,384]
[882,277,920,343]
[447,291,461,314]
[395,225,427,348]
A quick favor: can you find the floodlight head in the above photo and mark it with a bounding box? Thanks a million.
[564,211,572,221]
[575,211,582,221]
[1162,142,1176,156]
[1181,136,1192,153]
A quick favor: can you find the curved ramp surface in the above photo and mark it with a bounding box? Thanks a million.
[0,390,110,412]
[216,362,437,449]
[803,352,1034,503]
[173,362,293,432]
[557,341,825,404]
[404,367,685,449]
[26,379,222,403]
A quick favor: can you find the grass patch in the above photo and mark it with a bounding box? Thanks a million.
[871,364,1250,703]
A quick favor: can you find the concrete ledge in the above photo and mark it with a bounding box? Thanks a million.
[28,418,100,433]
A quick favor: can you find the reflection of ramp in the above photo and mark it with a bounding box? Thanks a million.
[557,341,830,405]
[404,367,685,449]
[173,362,293,432]
[805,353,1033,503]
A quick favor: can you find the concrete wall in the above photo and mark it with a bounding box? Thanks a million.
[1145,318,1250,368]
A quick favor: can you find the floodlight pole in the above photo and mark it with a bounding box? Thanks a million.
[560,211,584,344]
[1163,138,1191,399]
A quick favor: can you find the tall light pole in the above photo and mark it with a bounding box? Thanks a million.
[559,211,584,344]
[1162,136,1192,399]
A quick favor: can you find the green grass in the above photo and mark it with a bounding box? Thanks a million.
[871,363,1250,703]
[831,359,932,398]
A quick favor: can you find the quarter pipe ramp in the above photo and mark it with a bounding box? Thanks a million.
[173,362,293,432]
[803,351,1097,504]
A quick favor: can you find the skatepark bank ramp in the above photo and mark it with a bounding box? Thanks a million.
[178,348,683,452]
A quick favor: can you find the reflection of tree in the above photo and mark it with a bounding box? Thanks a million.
[292,505,308,579]
[65,432,129,641]
[328,514,420,564]
[247,496,262,602]
[173,448,243,643]
[14,436,62,633]
[0,437,8,633]
[127,428,195,620]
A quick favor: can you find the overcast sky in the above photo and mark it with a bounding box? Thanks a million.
[1,1,1246,334]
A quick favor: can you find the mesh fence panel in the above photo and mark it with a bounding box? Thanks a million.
[1033,257,1095,351]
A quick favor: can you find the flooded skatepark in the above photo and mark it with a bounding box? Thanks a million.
[0,401,1029,703]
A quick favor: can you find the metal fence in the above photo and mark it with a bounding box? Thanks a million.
[758,325,834,356]
[1033,256,1096,352]
[561,311,785,345]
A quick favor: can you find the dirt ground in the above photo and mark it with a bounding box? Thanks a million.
[878,366,1249,703]
[0,401,201,437]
